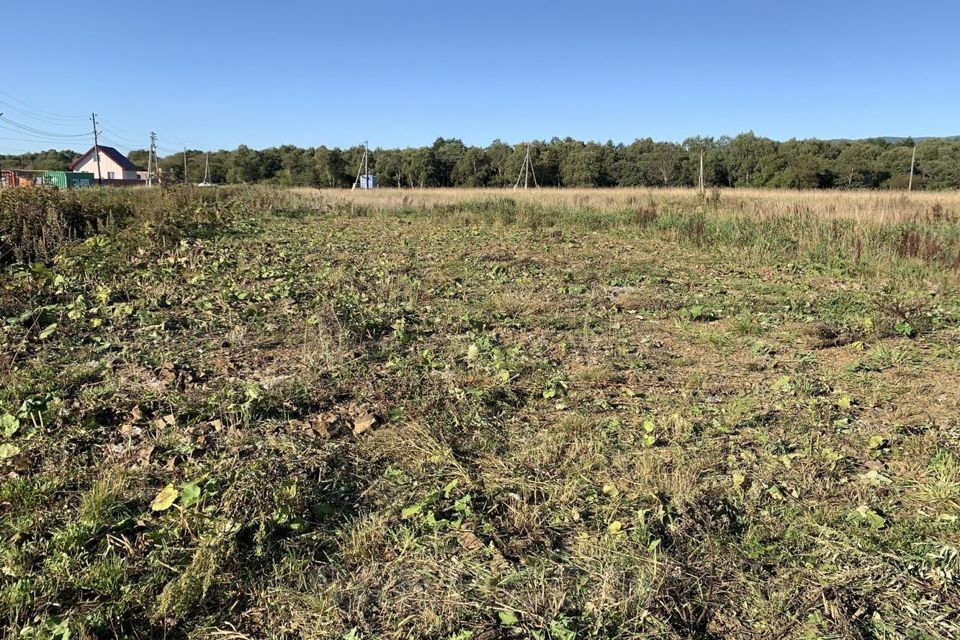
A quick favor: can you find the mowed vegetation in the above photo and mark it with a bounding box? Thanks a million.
[2,186,960,638]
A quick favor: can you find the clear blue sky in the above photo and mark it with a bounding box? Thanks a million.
[2,0,958,155]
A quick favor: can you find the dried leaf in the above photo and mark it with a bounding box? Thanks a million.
[353,412,377,436]
[120,422,142,438]
[458,530,484,551]
[159,362,176,384]
[312,416,332,438]
[152,414,175,429]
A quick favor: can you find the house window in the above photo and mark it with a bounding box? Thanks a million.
[107,171,115,180]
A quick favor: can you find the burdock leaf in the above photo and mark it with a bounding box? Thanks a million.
[1,413,19,437]
[0,443,20,460]
[180,482,201,507]
[151,484,178,511]
[851,504,886,529]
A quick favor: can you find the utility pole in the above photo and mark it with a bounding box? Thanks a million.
[513,145,538,189]
[147,132,157,187]
[91,113,102,186]
[908,144,917,192]
[699,148,705,193]
[183,147,188,185]
[146,138,153,186]
[352,141,371,189]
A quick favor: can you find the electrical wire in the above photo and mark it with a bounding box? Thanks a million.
[0,99,89,128]
[0,117,90,139]
[0,93,194,157]
[0,135,88,146]
[0,89,89,123]
[100,127,146,147]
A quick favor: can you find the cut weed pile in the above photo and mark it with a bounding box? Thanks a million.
[2,187,960,639]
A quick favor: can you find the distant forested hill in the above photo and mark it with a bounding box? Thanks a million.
[4,133,960,189]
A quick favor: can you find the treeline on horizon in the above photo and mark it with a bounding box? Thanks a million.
[3,132,960,190]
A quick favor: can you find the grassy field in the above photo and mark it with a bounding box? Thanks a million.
[2,186,959,638]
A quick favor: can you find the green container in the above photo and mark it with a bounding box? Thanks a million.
[43,171,95,189]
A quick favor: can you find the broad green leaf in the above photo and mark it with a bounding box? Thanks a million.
[498,610,519,625]
[151,484,178,511]
[401,503,422,519]
[0,413,19,438]
[180,482,201,507]
[860,469,892,486]
[771,376,792,393]
[443,478,459,498]
[39,323,57,340]
[0,443,20,459]
[550,618,576,640]
[851,505,886,529]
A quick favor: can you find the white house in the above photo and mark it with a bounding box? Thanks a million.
[70,145,141,181]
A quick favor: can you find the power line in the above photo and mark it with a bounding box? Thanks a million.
[0,90,89,123]
[0,93,193,157]
[99,127,143,146]
[0,116,90,139]
[0,99,89,128]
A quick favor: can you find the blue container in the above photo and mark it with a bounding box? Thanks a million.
[359,175,377,189]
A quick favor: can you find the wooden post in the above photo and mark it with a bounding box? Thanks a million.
[699,149,704,193]
[908,145,916,192]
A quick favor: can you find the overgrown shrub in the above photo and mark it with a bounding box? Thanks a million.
[0,185,296,264]
[0,187,134,262]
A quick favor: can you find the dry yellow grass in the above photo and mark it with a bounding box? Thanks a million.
[292,187,960,224]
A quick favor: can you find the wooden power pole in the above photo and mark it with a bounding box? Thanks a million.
[147,132,157,186]
[91,113,102,186]
[513,145,539,189]
[699,149,705,193]
[908,145,917,192]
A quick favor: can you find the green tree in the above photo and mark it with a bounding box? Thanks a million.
[228,145,260,183]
